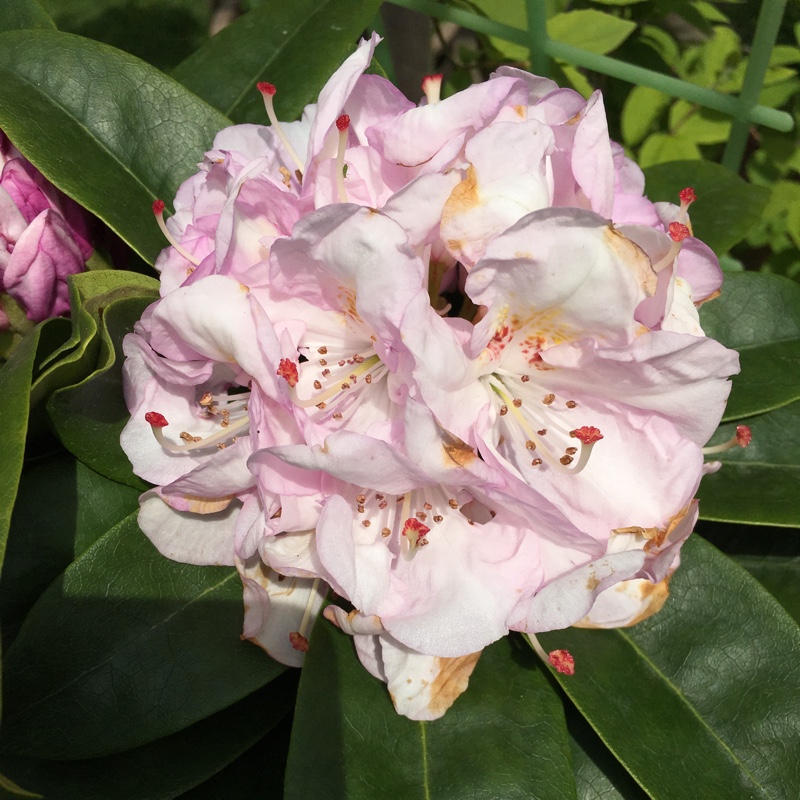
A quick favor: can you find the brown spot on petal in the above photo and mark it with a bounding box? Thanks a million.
[443,165,480,218]
[626,577,672,626]
[603,225,657,296]
[443,432,477,468]
[427,651,482,717]
[585,572,600,592]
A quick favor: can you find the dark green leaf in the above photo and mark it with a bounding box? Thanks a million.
[567,703,648,800]
[700,272,800,351]
[0,332,39,571]
[0,675,295,800]
[538,536,800,800]
[37,0,210,72]
[698,401,800,526]
[0,772,40,798]
[31,271,158,410]
[285,625,576,800]
[0,0,54,32]
[1,453,140,641]
[643,160,770,253]
[172,0,383,124]
[724,340,800,420]
[179,706,294,799]
[734,555,800,625]
[0,29,230,264]
[1,514,284,760]
[47,295,153,489]
[699,272,800,420]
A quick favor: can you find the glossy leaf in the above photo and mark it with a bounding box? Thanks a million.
[31,271,158,410]
[1,513,284,760]
[567,704,647,800]
[643,160,770,253]
[179,710,294,799]
[699,401,800,526]
[47,295,153,489]
[538,536,800,800]
[0,0,54,32]
[724,340,800,421]
[37,0,211,72]
[700,272,800,350]
[0,332,39,572]
[1,453,141,640]
[285,624,576,799]
[0,29,230,264]
[0,676,295,800]
[172,0,383,124]
[735,555,800,625]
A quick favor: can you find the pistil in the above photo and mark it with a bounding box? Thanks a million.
[335,114,350,203]
[257,82,306,174]
[702,424,752,454]
[152,200,201,266]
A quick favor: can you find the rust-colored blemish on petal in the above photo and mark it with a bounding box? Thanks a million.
[585,572,600,591]
[603,225,657,296]
[514,104,526,118]
[442,432,477,468]
[645,504,692,551]
[442,165,480,223]
[695,288,721,307]
[625,577,671,626]
[427,651,482,717]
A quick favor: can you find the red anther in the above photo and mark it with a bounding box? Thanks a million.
[277,358,299,388]
[257,82,276,96]
[402,518,431,537]
[548,649,575,676]
[570,426,604,445]
[335,114,350,132]
[152,199,165,215]
[736,424,752,448]
[145,411,169,428]
[679,187,697,205]
[668,221,690,242]
[289,632,309,652]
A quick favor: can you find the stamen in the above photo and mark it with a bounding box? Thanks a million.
[702,424,752,455]
[152,200,201,266]
[256,82,305,174]
[335,114,350,203]
[421,73,443,105]
[146,409,249,453]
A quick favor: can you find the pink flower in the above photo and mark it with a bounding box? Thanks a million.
[0,132,92,329]
[122,36,741,720]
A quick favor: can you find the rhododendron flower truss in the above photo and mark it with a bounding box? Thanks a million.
[120,33,743,722]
